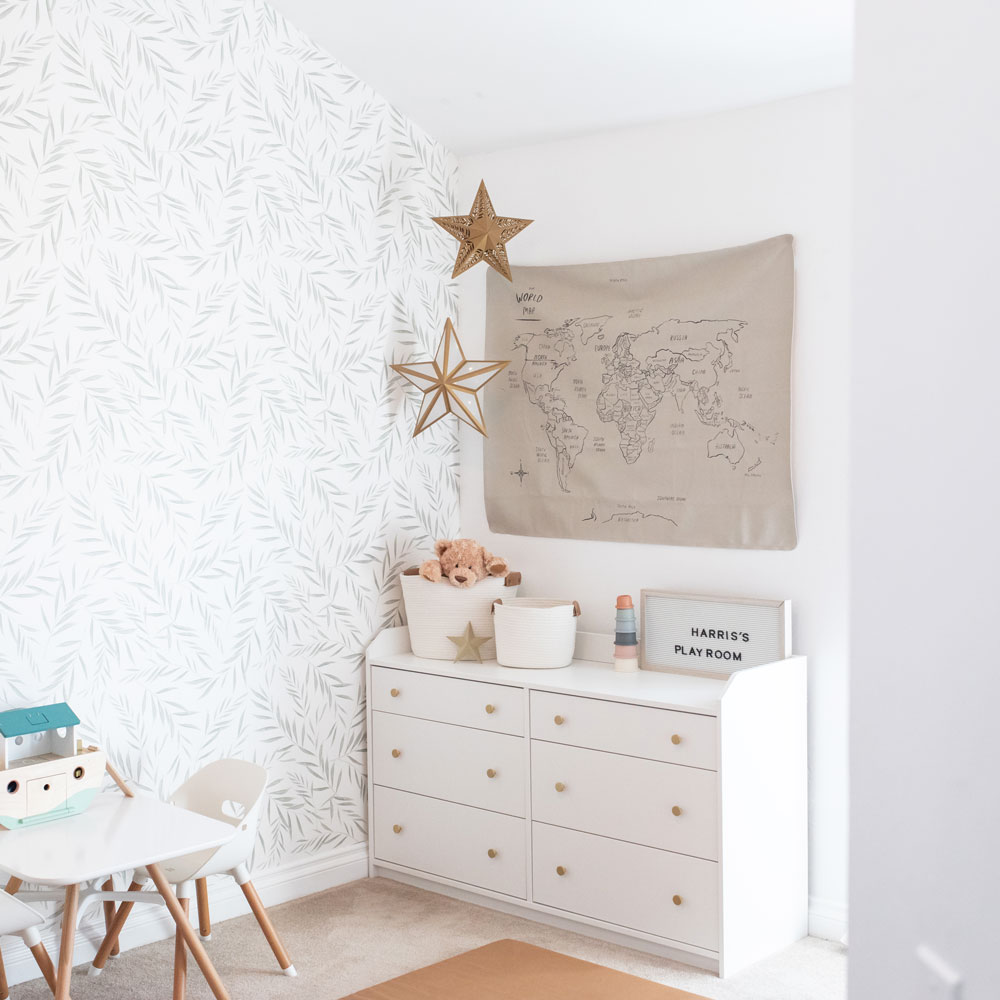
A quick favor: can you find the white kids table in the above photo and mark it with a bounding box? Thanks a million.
[0,789,236,1000]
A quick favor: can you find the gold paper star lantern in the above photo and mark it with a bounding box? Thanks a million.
[447,622,490,663]
[390,318,509,437]
[432,180,532,282]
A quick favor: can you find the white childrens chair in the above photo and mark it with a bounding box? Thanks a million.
[89,759,295,996]
[0,892,59,998]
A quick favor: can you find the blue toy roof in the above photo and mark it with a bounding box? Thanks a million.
[0,703,79,738]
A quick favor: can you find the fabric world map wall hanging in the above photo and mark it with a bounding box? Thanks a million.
[484,235,797,550]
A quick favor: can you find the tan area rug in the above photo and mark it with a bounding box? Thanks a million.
[340,938,710,1000]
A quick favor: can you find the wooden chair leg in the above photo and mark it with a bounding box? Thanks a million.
[29,942,58,992]
[55,884,79,1000]
[0,946,9,1000]
[101,878,120,957]
[238,880,295,975]
[91,880,143,972]
[173,897,189,1000]
[195,878,211,939]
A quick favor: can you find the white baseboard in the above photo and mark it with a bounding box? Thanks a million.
[808,894,848,943]
[4,841,368,987]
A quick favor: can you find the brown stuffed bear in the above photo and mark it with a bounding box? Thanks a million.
[420,538,509,589]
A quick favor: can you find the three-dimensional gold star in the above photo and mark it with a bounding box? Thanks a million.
[432,180,532,282]
[447,622,491,663]
[390,318,509,437]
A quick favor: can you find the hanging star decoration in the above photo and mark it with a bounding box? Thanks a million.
[432,180,532,282]
[447,622,490,663]
[390,318,509,437]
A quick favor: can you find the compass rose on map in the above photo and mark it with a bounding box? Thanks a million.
[510,461,529,486]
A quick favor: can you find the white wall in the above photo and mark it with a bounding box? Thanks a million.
[457,89,851,934]
[850,1,1000,996]
[0,0,458,952]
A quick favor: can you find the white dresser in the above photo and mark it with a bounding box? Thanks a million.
[365,627,807,977]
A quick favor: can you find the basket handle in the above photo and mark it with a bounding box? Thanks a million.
[572,601,582,617]
[491,599,502,614]
[402,566,420,576]
[504,572,521,587]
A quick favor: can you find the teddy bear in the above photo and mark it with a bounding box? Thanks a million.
[419,538,509,589]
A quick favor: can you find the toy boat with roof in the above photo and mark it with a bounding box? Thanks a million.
[0,703,106,829]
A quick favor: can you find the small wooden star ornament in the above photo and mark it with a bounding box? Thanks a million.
[447,622,490,663]
[432,180,532,282]
[390,318,509,437]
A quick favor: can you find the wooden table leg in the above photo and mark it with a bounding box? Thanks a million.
[56,884,79,1000]
[147,864,229,1000]
[173,896,189,1000]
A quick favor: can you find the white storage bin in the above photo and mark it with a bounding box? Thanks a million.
[491,598,581,669]
[400,572,519,660]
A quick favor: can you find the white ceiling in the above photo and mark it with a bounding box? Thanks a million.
[268,0,853,155]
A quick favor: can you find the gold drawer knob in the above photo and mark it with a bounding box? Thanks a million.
[392,824,403,834]
[672,894,683,906]
[485,704,496,714]
[390,687,400,697]
[487,848,498,859]
[486,768,497,779]
[556,865,567,877]
[671,734,682,745]
[553,715,565,726]
[391,748,402,758]
[554,781,566,792]
[672,805,683,817]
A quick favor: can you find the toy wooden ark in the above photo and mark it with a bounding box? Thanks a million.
[0,703,107,829]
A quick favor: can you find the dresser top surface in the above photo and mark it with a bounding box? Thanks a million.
[367,628,730,714]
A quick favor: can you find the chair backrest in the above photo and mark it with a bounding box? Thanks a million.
[165,759,268,883]
[0,891,42,938]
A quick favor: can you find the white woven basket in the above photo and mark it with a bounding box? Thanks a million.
[401,573,519,660]
[491,598,581,669]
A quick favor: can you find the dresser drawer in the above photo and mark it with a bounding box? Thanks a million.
[372,711,525,816]
[372,665,523,736]
[374,786,526,898]
[532,823,719,951]
[530,691,717,769]
[531,741,718,860]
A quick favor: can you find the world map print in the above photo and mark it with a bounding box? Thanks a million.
[514,316,781,491]
[484,238,797,550]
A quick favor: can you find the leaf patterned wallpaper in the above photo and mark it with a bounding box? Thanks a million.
[0,0,459,869]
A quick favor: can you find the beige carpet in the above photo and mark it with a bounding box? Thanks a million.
[9,877,845,1000]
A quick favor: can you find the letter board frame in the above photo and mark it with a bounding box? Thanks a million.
[640,590,791,676]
